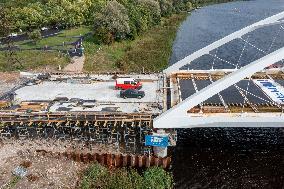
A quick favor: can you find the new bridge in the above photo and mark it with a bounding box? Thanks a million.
[154,11,284,129]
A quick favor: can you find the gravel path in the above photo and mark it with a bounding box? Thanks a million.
[63,56,85,73]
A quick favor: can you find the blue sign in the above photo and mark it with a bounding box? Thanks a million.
[145,135,168,147]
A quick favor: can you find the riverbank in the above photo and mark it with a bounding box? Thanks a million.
[0,13,187,73]
[83,13,188,73]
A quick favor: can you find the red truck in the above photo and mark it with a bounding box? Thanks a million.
[115,78,142,90]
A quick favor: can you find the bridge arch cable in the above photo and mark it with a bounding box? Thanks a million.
[238,23,284,112]
[207,23,284,114]
[155,11,284,129]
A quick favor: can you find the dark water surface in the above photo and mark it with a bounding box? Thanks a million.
[170,1,284,188]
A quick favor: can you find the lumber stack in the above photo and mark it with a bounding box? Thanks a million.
[16,102,49,112]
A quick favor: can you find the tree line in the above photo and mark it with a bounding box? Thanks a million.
[1,0,233,44]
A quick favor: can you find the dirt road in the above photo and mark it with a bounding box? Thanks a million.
[63,56,85,73]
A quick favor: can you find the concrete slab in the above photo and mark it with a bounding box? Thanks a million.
[49,102,161,114]
[15,81,162,103]
[13,74,165,113]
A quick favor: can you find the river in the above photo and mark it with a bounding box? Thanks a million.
[170,1,284,188]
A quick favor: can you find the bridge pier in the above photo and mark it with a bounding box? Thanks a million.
[152,129,169,158]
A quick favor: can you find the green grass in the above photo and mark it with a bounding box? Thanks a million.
[0,50,70,71]
[0,27,88,71]
[79,163,174,189]
[10,27,92,50]
[0,13,187,72]
[84,13,188,73]
[83,38,132,72]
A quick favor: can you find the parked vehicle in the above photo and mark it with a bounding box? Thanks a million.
[120,89,145,99]
[8,33,17,37]
[115,78,142,90]
[41,27,48,31]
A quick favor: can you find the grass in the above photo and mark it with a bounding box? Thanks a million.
[9,27,92,50]
[84,13,188,73]
[0,13,187,72]
[0,27,88,71]
[79,163,174,189]
[0,50,70,71]
[83,39,131,72]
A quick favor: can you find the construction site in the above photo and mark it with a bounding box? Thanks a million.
[1,9,284,188]
[0,71,174,188]
[1,68,284,187]
[2,68,284,157]
[0,72,173,151]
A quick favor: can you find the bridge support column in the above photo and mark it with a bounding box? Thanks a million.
[153,130,168,158]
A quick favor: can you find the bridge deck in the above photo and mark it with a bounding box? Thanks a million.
[171,70,284,114]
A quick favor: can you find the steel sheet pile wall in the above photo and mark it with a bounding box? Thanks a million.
[36,150,171,168]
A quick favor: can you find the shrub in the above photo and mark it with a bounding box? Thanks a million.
[81,163,109,189]
[79,163,174,189]
[27,29,42,44]
[143,166,174,189]
[107,168,143,189]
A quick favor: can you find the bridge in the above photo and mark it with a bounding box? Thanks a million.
[1,10,284,159]
[154,11,284,129]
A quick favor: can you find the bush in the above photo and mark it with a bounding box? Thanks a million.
[143,167,174,189]
[79,163,174,189]
[80,163,109,189]
[27,29,42,44]
[107,168,143,189]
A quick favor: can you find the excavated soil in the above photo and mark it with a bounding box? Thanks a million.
[0,139,119,189]
[0,72,22,97]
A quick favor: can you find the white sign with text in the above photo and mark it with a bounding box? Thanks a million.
[253,79,284,104]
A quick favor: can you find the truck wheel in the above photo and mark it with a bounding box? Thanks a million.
[124,96,127,99]
[138,96,142,99]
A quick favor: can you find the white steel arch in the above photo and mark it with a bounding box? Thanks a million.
[164,11,284,75]
[154,11,284,129]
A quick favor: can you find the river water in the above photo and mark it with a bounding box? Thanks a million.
[170,1,284,188]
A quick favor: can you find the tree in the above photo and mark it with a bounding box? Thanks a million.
[0,6,23,69]
[159,0,174,17]
[94,0,130,43]
[0,6,12,38]
[172,0,193,13]
[8,3,45,31]
[137,0,161,27]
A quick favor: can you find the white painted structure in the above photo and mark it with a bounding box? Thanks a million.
[154,11,284,129]
[253,79,284,104]
[163,11,284,75]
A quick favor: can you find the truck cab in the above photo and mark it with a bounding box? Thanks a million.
[115,78,142,90]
